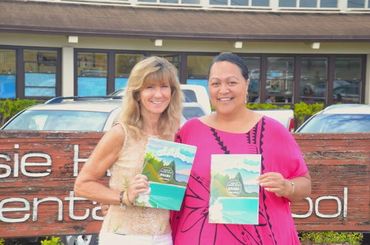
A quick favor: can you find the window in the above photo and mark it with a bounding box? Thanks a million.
[321,0,337,7]
[266,57,294,103]
[300,57,328,104]
[300,0,316,7]
[279,0,338,8]
[161,0,178,3]
[115,53,144,91]
[186,55,213,92]
[231,0,248,6]
[242,56,260,103]
[279,0,296,7]
[252,0,269,6]
[334,57,362,103]
[157,54,180,70]
[0,49,16,98]
[24,50,57,97]
[77,52,107,96]
[182,0,200,3]
[348,0,365,8]
[210,0,228,5]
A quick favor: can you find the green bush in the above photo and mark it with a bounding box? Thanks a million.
[0,238,4,245]
[300,231,363,245]
[41,236,63,245]
[0,99,39,126]
[293,102,324,127]
[247,103,291,110]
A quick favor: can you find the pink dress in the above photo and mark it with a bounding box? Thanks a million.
[171,117,308,245]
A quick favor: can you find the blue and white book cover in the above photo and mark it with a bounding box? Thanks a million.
[209,154,261,224]
[135,137,197,210]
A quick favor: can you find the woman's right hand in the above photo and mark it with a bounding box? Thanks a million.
[126,174,149,204]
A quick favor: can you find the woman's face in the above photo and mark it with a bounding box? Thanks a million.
[139,80,172,117]
[208,61,249,115]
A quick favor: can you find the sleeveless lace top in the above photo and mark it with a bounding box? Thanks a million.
[100,122,171,235]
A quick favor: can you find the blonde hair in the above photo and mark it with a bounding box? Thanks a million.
[119,56,183,140]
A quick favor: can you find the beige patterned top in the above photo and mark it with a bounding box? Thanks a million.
[100,122,171,235]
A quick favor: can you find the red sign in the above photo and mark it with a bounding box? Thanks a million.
[0,132,369,237]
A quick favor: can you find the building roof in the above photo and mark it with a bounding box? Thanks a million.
[1,1,370,41]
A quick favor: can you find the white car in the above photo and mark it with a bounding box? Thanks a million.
[296,104,370,133]
[1,97,206,132]
[1,97,122,131]
[0,96,205,245]
[110,84,212,115]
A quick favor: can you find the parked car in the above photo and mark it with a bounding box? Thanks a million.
[296,104,370,133]
[1,97,122,131]
[1,97,206,131]
[0,96,206,245]
[110,84,212,115]
[256,109,295,132]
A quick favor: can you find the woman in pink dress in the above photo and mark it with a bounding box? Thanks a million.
[171,53,311,245]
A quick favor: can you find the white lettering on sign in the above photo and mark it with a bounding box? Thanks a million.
[22,153,51,177]
[0,153,11,178]
[0,191,104,223]
[73,145,88,177]
[293,187,348,219]
[72,144,110,177]
[0,197,31,222]
[0,144,51,178]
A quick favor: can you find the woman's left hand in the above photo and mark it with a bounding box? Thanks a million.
[258,172,292,197]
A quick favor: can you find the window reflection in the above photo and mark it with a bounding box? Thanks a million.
[266,57,294,103]
[252,0,269,6]
[348,0,365,8]
[186,55,213,92]
[24,50,57,97]
[321,0,337,7]
[77,52,107,96]
[0,49,16,98]
[231,0,248,6]
[242,57,260,103]
[300,57,327,104]
[300,0,316,7]
[279,0,296,7]
[210,0,227,5]
[334,57,362,103]
[156,54,180,70]
[115,53,144,90]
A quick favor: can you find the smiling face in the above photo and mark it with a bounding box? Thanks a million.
[139,79,172,117]
[208,61,249,115]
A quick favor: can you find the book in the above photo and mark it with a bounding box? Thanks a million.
[134,137,197,210]
[209,154,261,224]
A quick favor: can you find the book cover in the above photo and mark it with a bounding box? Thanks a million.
[209,154,261,224]
[135,137,197,210]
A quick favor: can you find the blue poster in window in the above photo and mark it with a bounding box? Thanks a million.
[0,75,16,98]
[115,77,128,90]
[78,77,107,96]
[25,73,56,97]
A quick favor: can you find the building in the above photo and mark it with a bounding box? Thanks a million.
[0,0,370,105]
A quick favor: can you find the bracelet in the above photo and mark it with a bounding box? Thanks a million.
[123,190,133,207]
[289,181,295,195]
[119,190,126,208]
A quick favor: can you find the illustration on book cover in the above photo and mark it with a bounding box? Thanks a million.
[135,137,197,210]
[209,154,261,224]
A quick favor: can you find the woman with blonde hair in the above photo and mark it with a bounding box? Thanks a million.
[75,56,182,245]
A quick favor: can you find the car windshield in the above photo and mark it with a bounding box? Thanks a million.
[3,110,109,131]
[299,114,370,133]
[182,107,205,120]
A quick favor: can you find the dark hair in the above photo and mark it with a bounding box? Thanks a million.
[209,52,249,80]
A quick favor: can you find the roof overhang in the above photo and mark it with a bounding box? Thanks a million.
[1,1,370,41]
